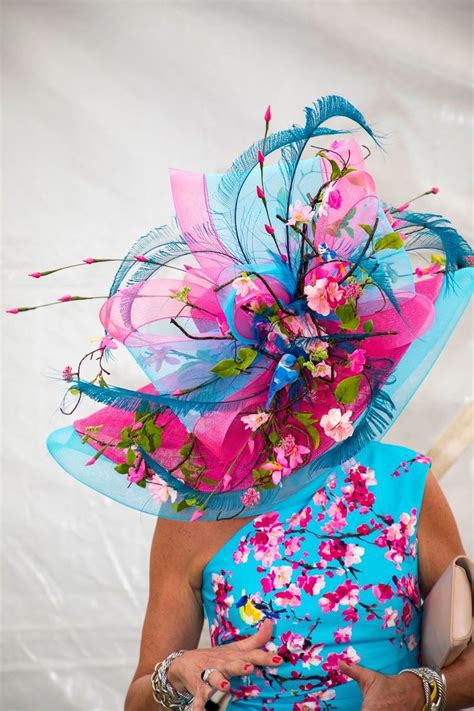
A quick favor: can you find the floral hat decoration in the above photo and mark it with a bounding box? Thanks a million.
[8,95,473,521]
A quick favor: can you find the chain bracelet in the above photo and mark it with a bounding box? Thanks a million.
[399,666,447,711]
[150,650,194,709]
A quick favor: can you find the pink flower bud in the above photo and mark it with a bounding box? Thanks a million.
[28,272,43,278]
[264,105,271,123]
[82,258,95,264]
[134,255,147,262]
[257,150,265,165]
[58,295,73,302]
[281,254,288,263]
[190,510,204,522]
[256,186,265,200]
[396,202,409,212]
[264,224,275,235]
[172,389,183,396]
[431,186,439,194]
[85,457,96,466]
[6,308,19,314]
[131,421,143,431]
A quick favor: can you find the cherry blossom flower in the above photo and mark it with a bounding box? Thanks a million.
[241,411,270,431]
[320,408,354,442]
[334,626,352,644]
[286,199,314,226]
[99,335,118,351]
[382,606,399,628]
[304,278,331,315]
[62,365,73,381]
[325,276,347,308]
[233,274,258,297]
[148,475,178,504]
[348,348,366,374]
[274,434,310,469]
[312,361,332,378]
[241,487,261,507]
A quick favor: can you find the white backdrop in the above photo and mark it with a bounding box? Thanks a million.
[2,1,473,709]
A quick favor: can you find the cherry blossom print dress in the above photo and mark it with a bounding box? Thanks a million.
[201,440,432,710]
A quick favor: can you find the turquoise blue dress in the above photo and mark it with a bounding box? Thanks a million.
[201,441,432,710]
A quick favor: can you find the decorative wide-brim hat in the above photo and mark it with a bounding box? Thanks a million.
[9,96,473,521]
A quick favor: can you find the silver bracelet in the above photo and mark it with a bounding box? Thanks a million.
[150,650,194,709]
[398,666,447,711]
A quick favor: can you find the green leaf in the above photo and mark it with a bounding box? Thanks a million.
[373,232,404,252]
[268,430,279,444]
[68,388,80,395]
[151,432,163,451]
[237,347,257,369]
[328,159,341,182]
[210,359,241,378]
[335,303,360,331]
[126,448,136,466]
[335,375,362,404]
[430,253,446,265]
[363,319,374,333]
[114,463,130,474]
[136,478,147,488]
[307,425,320,448]
[294,411,317,426]
[138,434,152,452]
[358,223,373,236]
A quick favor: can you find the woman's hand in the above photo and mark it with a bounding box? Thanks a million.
[168,618,283,711]
[338,661,426,711]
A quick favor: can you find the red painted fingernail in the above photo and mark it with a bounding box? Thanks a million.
[220,680,229,689]
[243,663,252,671]
[272,656,282,663]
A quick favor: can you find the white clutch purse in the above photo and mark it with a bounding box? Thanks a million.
[421,554,474,668]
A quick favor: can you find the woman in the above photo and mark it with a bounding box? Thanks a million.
[123,449,474,710]
[22,96,473,709]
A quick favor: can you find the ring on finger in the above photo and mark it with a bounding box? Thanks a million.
[200,667,220,686]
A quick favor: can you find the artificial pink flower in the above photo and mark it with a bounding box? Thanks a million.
[28,272,43,278]
[328,189,342,210]
[264,224,275,235]
[257,150,265,165]
[190,510,204,522]
[131,421,143,432]
[274,434,310,469]
[256,185,265,200]
[99,335,118,350]
[264,105,271,122]
[134,255,148,262]
[262,459,292,486]
[241,411,270,431]
[320,408,354,442]
[286,199,314,226]
[325,276,347,308]
[345,281,362,299]
[82,257,95,264]
[304,278,331,315]
[62,365,73,381]
[431,186,439,194]
[312,361,332,379]
[58,294,73,302]
[241,487,261,507]
[148,475,178,504]
[348,348,366,374]
[127,463,147,483]
[233,274,258,297]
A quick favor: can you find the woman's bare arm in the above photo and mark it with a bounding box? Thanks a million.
[417,470,474,710]
[124,517,205,711]
[124,515,283,711]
